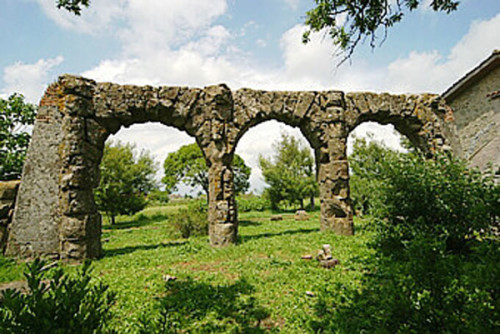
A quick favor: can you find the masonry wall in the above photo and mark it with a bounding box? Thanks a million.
[447,66,500,172]
[5,75,453,260]
[0,181,20,254]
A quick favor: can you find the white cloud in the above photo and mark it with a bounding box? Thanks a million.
[385,13,500,93]
[36,0,126,34]
[29,2,500,192]
[281,0,300,10]
[1,56,64,102]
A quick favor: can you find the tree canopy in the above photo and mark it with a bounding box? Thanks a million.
[94,141,158,224]
[259,133,318,210]
[303,0,460,60]
[56,0,90,15]
[162,143,251,197]
[0,94,36,180]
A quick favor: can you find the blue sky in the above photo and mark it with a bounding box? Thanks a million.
[1,0,499,193]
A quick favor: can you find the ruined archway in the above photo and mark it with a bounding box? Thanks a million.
[5,75,452,260]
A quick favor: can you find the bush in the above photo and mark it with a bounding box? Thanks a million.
[375,153,498,253]
[171,200,209,239]
[310,152,499,333]
[348,136,401,215]
[236,194,270,212]
[147,190,170,206]
[0,259,116,334]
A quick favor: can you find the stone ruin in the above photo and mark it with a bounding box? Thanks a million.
[3,75,454,260]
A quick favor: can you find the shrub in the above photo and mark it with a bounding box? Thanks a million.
[171,200,208,239]
[147,190,170,206]
[375,153,498,253]
[348,136,401,215]
[236,194,270,212]
[0,259,116,334]
[311,152,499,333]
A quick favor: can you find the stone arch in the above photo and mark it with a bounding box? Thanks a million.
[227,88,353,235]
[5,76,219,260]
[344,92,448,155]
[5,75,453,260]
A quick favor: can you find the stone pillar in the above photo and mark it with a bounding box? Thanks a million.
[317,126,354,235]
[5,92,65,258]
[0,181,20,254]
[57,103,104,260]
[207,150,238,246]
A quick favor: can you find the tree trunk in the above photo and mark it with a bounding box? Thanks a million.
[204,187,209,204]
[300,198,304,209]
[310,195,315,210]
[111,215,115,225]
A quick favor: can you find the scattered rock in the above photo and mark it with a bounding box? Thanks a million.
[315,244,340,269]
[320,259,340,269]
[316,244,333,261]
[162,274,177,282]
[301,255,313,260]
[294,210,309,221]
[305,291,315,297]
[270,215,283,221]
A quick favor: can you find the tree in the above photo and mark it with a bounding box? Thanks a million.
[94,141,158,224]
[303,0,459,60]
[56,0,90,15]
[0,94,36,180]
[349,135,402,215]
[162,143,251,199]
[259,133,318,210]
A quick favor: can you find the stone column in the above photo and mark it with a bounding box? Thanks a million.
[206,147,238,246]
[5,88,65,258]
[317,125,354,235]
[57,107,107,260]
[0,181,20,254]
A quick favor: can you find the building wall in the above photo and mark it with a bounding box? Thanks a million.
[447,65,500,172]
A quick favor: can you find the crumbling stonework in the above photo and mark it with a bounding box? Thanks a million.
[442,50,500,174]
[0,181,20,254]
[6,75,452,260]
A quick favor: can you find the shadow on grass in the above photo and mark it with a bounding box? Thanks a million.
[138,277,271,332]
[103,240,186,258]
[240,227,319,243]
[238,220,263,227]
[103,213,169,230]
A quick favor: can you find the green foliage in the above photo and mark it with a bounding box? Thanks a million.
[375,153,499,253]
[349,135,402,215]
[170,200,208,239]
[95,141,158,224]
[236,194,270,212]
[163,143,251,197]
[0,259,116,334]
[310,151,500,333]
[56,0,90,15]
[147,189,170,206]
[304,0,459,60]
[0,93,36,180]
[259,133,318,210]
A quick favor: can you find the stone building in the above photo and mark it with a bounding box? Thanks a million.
[442,50,500,174]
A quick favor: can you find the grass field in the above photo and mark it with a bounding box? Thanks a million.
[0,203,375,332]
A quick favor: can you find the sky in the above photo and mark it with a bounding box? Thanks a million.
[1,0,499,193]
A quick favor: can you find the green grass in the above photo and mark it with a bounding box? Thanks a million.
[0,204,374,332]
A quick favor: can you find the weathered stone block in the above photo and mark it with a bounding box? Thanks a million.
[0,181,20,200]
[294,210,309,221]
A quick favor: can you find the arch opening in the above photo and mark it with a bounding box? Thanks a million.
[234,120,319,211]
[346,122,409,218]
